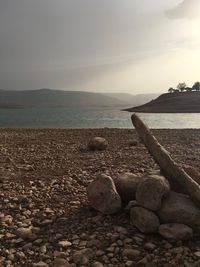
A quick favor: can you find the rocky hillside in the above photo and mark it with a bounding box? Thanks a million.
[125,92,200,113]
[0,89,159,109]
[0,89,128,108]
[104,93,159,107]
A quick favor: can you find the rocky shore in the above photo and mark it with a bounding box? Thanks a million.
[1,128,200,267]
[124,92,200,113]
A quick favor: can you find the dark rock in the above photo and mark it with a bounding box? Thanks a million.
[159,223,193,240]
[73,248,94,265]
[87,174,121,214]
[88,137,108,151]
[130,206,160,234]
[158,191,200,231]
[136,173,170,211]
[122,248,141,260]
[52,258,70,267]
[114,172,142,203]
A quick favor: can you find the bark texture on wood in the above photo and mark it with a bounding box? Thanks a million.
[131,113,200,208]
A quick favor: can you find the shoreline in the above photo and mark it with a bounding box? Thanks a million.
[1,127,200,130]
[1,128,200,266]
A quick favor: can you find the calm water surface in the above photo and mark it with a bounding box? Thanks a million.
[0,107,200,128]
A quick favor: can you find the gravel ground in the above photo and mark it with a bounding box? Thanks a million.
[1,128,200,267]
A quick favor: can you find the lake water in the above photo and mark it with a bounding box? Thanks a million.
[0,106,200,129]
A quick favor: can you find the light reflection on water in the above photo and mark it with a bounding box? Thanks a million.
[0,106,200,128]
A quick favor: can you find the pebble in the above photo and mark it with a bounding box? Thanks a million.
[52,258,70,267]
[144,242,157,251]
[96,250,105,256]
[122,249,141,260]
[114,226,128,235]
[194,251,200,257]
[132,236,143,245]
[40,245,47,253]
[53,251,68,258]
[73,248,93,265]
[58,240,72,248]
[34,239,43,245]
[33,261,48,267]
[136,256,149,265]
[79,240,87,247]
[92,262,104,267]
[15,227,34,239]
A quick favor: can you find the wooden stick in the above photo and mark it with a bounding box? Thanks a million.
[131,113,200,208]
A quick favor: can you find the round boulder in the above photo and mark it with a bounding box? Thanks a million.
[136,173,170,211]
[158,191,200,231]
[130,206,160,234]
[159,223,193,240]
[87,174,121,214]
[114,172,142,203]
[88,137,108,151]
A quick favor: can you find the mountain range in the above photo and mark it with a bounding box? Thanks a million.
[0,89,158,109]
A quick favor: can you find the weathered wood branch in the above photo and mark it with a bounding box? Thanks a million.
[131,113,200,208]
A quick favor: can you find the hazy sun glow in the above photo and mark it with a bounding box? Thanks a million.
[0,0,200,93]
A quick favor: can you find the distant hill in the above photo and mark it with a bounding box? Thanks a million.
[125,91,200,113]
[0,89,129,108]
[0,89,159,109]
[104,93,159,106]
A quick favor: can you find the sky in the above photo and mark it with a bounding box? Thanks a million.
[0,0,200,93]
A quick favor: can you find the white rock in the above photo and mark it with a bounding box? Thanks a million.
[58,240,72,248]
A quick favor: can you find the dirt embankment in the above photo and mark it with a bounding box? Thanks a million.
[125,92,200,113]
[1,128,200,266]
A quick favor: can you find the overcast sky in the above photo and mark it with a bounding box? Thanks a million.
[0,0,200,93]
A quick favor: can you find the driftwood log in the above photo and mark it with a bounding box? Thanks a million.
[131,113,200,208]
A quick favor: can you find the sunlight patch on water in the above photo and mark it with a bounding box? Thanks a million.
[0,107,200,128]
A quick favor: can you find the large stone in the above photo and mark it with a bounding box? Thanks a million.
[136,173,170,211]
[87,174,121,214]
[88,137,108,151]
[158,191,200,231]
[159,223,193,240]
[130,206,160,234]
[114,172,142,203]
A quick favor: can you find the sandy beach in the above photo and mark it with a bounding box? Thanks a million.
[1,128,200,266]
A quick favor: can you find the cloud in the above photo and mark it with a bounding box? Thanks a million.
[0,1,200,92]
[166,0,200,19]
